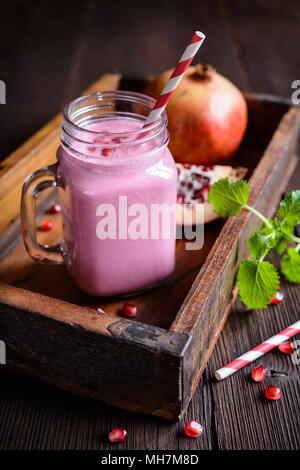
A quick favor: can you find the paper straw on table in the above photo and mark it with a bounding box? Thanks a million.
[143,31,205,127]
[215,320,300,381]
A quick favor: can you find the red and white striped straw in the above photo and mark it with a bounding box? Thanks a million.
[215,320,300,381]
[143,31,205,127]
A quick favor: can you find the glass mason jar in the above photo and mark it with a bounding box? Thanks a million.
[21,91,178,296]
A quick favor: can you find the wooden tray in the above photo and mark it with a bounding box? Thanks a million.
[0,74,299,420]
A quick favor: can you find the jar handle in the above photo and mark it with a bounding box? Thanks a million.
[21,162,64,264]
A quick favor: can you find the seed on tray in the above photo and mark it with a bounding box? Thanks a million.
[108,427,128,443]
[41,220,53,231]
[265,385,281,401]
[48,204,61,214]
[185,420,203,438]
[121,303,137,318]
[251,365,267,382]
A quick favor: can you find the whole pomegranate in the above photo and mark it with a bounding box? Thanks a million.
[144,64,247,165]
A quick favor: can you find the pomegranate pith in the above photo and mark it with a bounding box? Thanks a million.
[265,385,281,401]
[108,427,128,443]
[185,420,203,438]
[175,163,246,226]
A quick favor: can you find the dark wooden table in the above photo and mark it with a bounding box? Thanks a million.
[0,0,299,450]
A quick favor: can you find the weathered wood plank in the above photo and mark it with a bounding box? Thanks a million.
[0,84,298,421]
[0,284,190,421]
[171,99,300,411]
[0,0,299,449]
[208,250,300,450]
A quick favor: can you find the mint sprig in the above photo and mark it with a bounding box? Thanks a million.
[277,190,300,225]
[208,178,249,217]
[281,247,300,283]
[248,232,274,259]
[237,260,279,309]
[209,178,300,309]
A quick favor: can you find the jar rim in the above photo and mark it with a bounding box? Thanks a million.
[60,90,169,167]
[63,90,167,139]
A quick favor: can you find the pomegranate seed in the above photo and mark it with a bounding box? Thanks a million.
[183,163,191,169]
[41,220,53,231]
[201,186,210,201]
[193,189,202,199]
[265,385,281,401]
[112,137,121,143]
[91,305,105,314]
[278,340,294,355]
[270,291,284,304]
[201,165,214,172]
[198,195,205,203]
[108,427,128,443]
[88,137,101,152]
[185,420,203,438]
[177,194,185,204]
[121,303,137,317]
[48,204,61,214]
[102,148,113,157]
[251,365,267,382]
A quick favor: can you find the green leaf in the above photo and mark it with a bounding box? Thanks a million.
[208,178,249,218]
[277,190,300,225]
[260,218,293,254]
[248,232,273,259]
[237,259,280,309]
[281,247,300,283]
[273,223,293,254]
[274,234,289,255]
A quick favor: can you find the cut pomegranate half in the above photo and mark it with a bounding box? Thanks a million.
[176,164,247,226]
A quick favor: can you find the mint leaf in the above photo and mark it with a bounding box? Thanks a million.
[277,190,300,225]
[248,232,273,259]
[273,223,294,254]
[208,178,249,218]
[237,259,279,309]
[260,218,293,254]
[281,247,300,283]
[274,234,289,255]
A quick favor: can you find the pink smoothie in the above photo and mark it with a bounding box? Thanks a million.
[57,117,177,296]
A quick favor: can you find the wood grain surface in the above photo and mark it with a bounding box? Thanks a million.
[0,0,299,450]
[0,80,297,421]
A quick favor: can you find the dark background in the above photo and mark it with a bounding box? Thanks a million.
[1,0,300,160]
[0,0,299,451]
